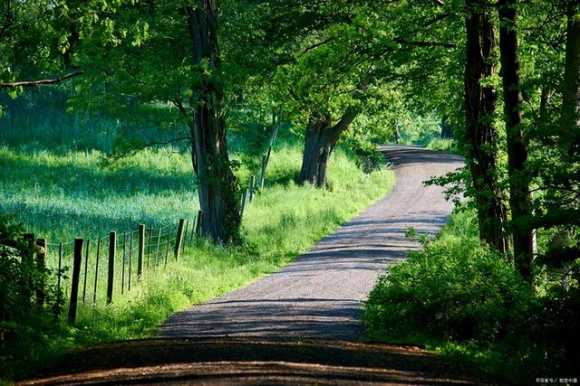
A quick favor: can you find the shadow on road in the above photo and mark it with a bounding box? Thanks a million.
[19,338,484,385]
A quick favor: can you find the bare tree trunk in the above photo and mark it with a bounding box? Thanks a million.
[186,0,240,244]
[464,0,510,253]
[498,0,534,282]
[299,108,358,187]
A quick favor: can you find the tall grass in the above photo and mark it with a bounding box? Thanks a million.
[0,146,197,241]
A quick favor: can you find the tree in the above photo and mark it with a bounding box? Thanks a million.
[249,1,459,187]
[560,1,579,143]
[182,1,241,243]
[498,0,534,281]
[238,0,367,188]
[0,1,77,93]
[66,0,242,244]
[463,0,509,253]
[299,108,358,186]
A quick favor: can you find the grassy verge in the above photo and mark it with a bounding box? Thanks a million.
[364,209,579,385]
[1,144,394,381]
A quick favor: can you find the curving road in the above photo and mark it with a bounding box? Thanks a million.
[159,145,463,340]
[21,147,475,386]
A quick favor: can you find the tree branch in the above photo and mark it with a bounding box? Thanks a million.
[394,38,456,49]
[329,106,359,140]
[299,36,335,56]
[0,71,83,89]
[106,135,191,164]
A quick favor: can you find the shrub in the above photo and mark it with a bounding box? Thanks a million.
[0,216,62,378]
[365,211,535,345]
[0,217,43,323]
[349,141,385,174]
[365,209,580,382]
[531,262,580,372]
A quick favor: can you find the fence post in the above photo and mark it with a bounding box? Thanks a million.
[181,221,188,254]
[68,238,83,324]
[155,228,162,267]
[174,219,185,260]
[93,238,101,305]
[35,238,46,307]
[82,239,90,303]
[189,218,196,243]
[23,233,34,308]
[196,210,203,236]
[240,189,248,217]
[107,232,116,304]
[137,224,145,278]
[249,176,255,202]
[54,242,64,318]
[121,233,127,294]
[128,233,133,291]
[259,154,267,190]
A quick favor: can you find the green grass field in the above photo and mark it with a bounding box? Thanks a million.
[0,127,394,379]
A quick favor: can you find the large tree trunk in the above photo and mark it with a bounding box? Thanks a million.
[498,0,534,282]
[464,0,510,253]
[186,1,240,244]
[299,108,358,187]
[561,1,580,140]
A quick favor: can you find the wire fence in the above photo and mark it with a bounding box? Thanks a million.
[18,126,279,325]
[26,215,197,324]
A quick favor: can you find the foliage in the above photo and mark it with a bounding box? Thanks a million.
[0,216,63,378]
[366,210,534,344]
[343,139,385,174]
[365,209,580,383]
[0,217,33,322]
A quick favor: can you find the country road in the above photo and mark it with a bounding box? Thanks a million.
[159,145,464,340]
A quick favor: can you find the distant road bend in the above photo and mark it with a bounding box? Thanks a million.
[160,145,464,340]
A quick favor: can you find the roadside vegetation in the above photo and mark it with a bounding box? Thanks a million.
[365,209,580,384]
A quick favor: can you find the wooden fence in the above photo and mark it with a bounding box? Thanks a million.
[24,213,202,325]
[22,155,270,325]
[20,125,278,325]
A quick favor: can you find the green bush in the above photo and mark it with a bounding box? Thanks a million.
[365,209,580,382]
[531,263,580,372]
[365,211,535,345]
[350,141,385,174]
[0,217,47,323]
[0,216,64,377]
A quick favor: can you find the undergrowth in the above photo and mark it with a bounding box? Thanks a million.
[364,209,580,384]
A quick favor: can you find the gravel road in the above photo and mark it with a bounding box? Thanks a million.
[159,145,463,340]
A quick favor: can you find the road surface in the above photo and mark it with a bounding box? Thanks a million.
[159,145,463,339]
